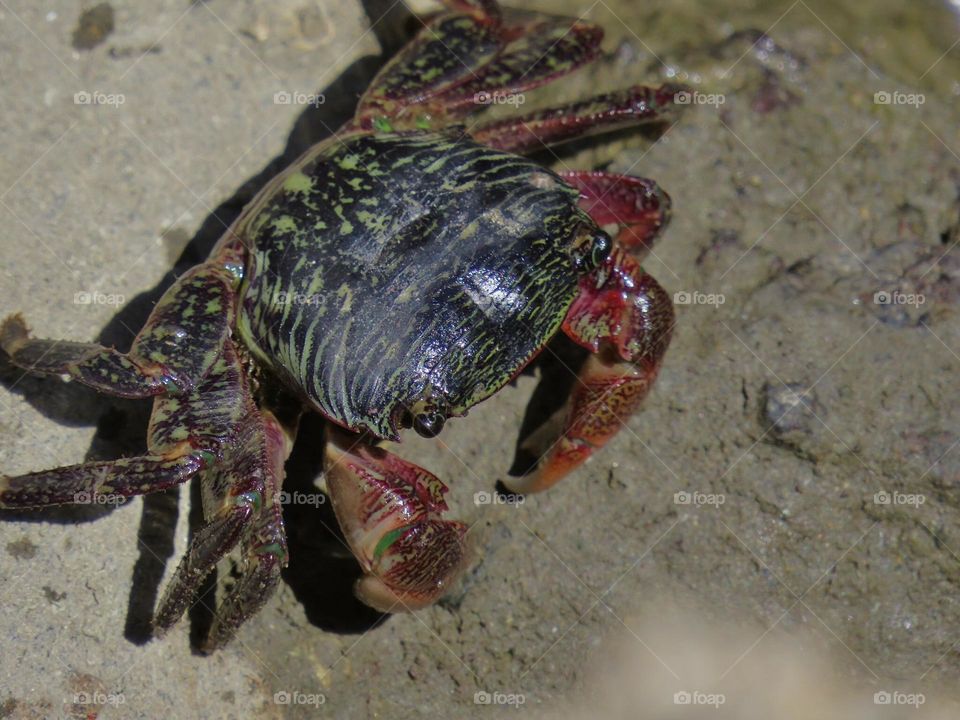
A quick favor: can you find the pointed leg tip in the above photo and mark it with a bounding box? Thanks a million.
[149,621,172,644]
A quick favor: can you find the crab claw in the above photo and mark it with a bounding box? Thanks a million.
[505,249,675,493]
[324,426,469,612]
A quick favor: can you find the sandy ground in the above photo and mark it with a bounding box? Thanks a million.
[1,1,959,718]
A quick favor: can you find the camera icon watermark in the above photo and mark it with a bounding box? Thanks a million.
[273,690,326,706]
[73,491,127,506]
[474,490,525,506]
[673,690,725,707]
[473,90,525,107]
[70,690,125,706]
[74,90,125,107]
[873,690,925,707]
[873,490,925,508]
[873,90,924,108]
[275,291,322,306]
[674,490,725,508]
[277,490,326,507]
[273,91,326,108]
[673,290,725,307]
[674,90,725,107]
[474,690,526,706]
[872,290,924,307]
[74,290,125,306]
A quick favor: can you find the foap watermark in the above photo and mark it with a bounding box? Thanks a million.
[673,290,725,307]
[873,290,924,307]
[70,690,125,706]
[273,91,326,108]
[474,490,524,507]
[275,291,322,306]
[874,91,924,108]
[74,90,125,107]
[674,690,726,707]
[873,690,925,708]
[74,290,125,306]
[674,490,725,508]
[474,90,525,107]
[273,690,326,707]
[675,90,725,107]
[474,690,526,707]
[277,490,326,507]
[874,490,925,508]
[73,491,127,506]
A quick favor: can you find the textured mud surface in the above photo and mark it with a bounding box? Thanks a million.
[1,1,960,718]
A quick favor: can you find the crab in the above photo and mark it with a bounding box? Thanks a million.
[0,0,682,651]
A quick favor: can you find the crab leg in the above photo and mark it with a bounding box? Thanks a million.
[1,334,292,650]
[0,338,251,508]
[155,408,292,651]
[0,452,204,508]
[504,249,674,493]
[471,85,684,154]
[202,513,286,651]
[355,5,604,128]
[147,342,292,650]
[152,503,252,632]
[0,262,236,398]
[438,11,603,115]
[355,10,501,125]
[324,426,468,612]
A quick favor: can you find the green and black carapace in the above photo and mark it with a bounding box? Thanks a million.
[1,0,682,652]
[239,131,604,440]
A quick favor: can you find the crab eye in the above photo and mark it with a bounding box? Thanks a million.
[571,228,611,273]
[413,412,445,438]
[590,232,611,268]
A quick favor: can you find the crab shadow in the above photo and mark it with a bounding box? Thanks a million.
[0,0,671,652]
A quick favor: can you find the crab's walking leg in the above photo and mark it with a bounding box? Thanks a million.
[154,406,292,652]
[138,341,293,651]
[559,171,672,257]
[471,85,685,154]
[0,262,236,398]
[1,331,292,650]
[504,249,674,493]
[435,11,603,114]
[203,498,287,651]
[0,453,204,508]
[0,339,245,508]
[0,337,246,511]
[324,427,468,612]
[355,4,604,128]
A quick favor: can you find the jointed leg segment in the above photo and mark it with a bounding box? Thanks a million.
[0,263,236,398]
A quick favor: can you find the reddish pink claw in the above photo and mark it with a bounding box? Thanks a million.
[324,427,469,612]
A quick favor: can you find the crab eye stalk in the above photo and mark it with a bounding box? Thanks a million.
[590,232,611,268]
[413,412,445,438]
[570,227,611,274]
